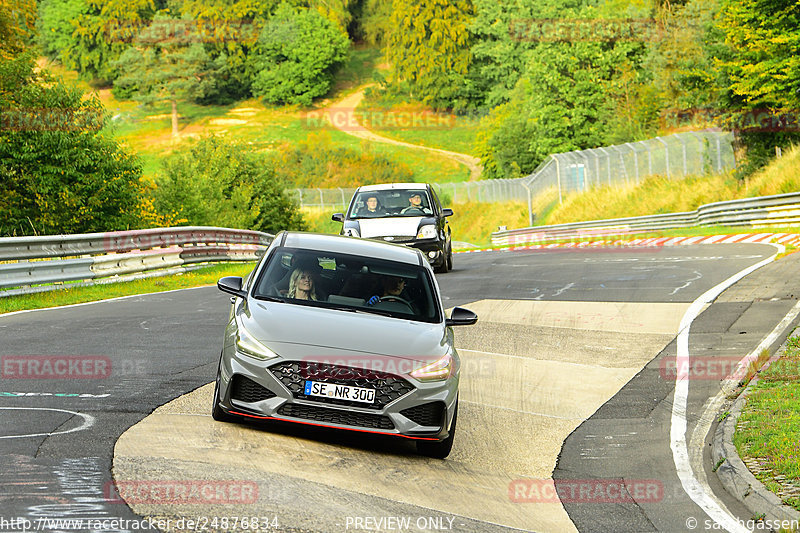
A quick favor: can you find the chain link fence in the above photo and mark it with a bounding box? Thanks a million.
[289,130,735,213]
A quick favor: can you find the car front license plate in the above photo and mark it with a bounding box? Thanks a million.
[304,380,375,404]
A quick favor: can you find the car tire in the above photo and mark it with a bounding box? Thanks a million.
[416,401,457,459]
[211,374,236,423]
[434,248,449,274]
[446,246,453,271]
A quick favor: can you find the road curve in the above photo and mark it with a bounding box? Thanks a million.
[1,244,794,533]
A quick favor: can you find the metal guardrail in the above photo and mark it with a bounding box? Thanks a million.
[491,192,800,246]
[0,226,273,295]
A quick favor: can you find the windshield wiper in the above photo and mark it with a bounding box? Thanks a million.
[253,295,284,303]
[326,304,394,317]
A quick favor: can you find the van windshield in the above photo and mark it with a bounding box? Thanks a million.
[348,189,433,219]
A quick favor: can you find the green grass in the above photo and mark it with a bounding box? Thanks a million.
[356,89,481,157]
[0,262,256,315]
[41,46,471,187]
[734,333,800,513]
[538,145,800,227]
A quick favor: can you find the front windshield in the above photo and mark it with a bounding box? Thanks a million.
[347,189,433,219]
[252,247,441,323]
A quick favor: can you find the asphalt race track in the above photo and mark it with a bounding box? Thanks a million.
[2,243,799,533]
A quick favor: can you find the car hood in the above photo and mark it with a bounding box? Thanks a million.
[240,300,448,365]
[357,217,424,238]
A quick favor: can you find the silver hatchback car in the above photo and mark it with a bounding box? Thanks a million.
[213,232,477,458]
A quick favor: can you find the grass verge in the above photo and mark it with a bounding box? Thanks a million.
[734,334,800,512]
[538,145,800,227]
[0,262,256,315]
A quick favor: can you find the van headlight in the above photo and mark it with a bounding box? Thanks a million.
[416,225,437,239]
[410,354,452,381]
[235,324,278,360]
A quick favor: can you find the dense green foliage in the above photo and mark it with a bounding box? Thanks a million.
[1,0,37,59]
[154,136,306,233]
[249,4,350,106]
[386,0,474,109]
[0,53,144,236]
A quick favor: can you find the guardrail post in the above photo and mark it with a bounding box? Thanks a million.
[552,154,562,204]
[626,143,640,182]
[597,147,611,185]
[677,134,688,176]
[656,136,670,178]
[521,181,534,226]
[612,145,628,185]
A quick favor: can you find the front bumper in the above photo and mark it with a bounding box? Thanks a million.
[368,236,446,266]
[216,349,459,442]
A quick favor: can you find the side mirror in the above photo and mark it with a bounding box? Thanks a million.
[442,208,454,217]
[446,307,477,327]
[218,276,247,299]
[332,213,344,223]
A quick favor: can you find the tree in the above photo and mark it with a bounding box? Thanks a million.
[714,0,800,175]
[716,0,800,111]
[0,53,144,236]
[176,0,277,103]
[114,16,219,137]
[1,0,36,60]
[386,0,474,109]
[37,0,159,83]
[154,136,306,234]
[249,4,350,106]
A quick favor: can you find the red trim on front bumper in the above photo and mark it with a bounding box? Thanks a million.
[227,410,440,441]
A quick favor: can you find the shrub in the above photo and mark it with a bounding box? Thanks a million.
[0,53,144,236]
[153,136,305,234]
[271,132,416,188]
[249,4,350,106]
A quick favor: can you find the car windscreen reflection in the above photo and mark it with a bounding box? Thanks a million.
[252,247,441,324]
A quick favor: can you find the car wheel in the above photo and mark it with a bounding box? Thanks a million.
[434,248,449,274]
[211,374,236,423]
[416,401,457,459]
[446,246,453,271]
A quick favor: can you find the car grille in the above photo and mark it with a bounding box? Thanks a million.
[230,375,277,403]
[375,236,415,244]
[278,403,394,430]
[400,402,445,427]
[269,361,414,410]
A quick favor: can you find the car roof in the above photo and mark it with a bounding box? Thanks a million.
[357,183,429,192]
[280,232,424,266]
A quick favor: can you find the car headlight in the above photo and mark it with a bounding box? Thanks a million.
[410,354,452,381]
[416,225,437,239]
[235,323,278,360]
[344,227,360,238]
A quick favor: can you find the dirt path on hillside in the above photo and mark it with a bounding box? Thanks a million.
[323,88,483,180]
